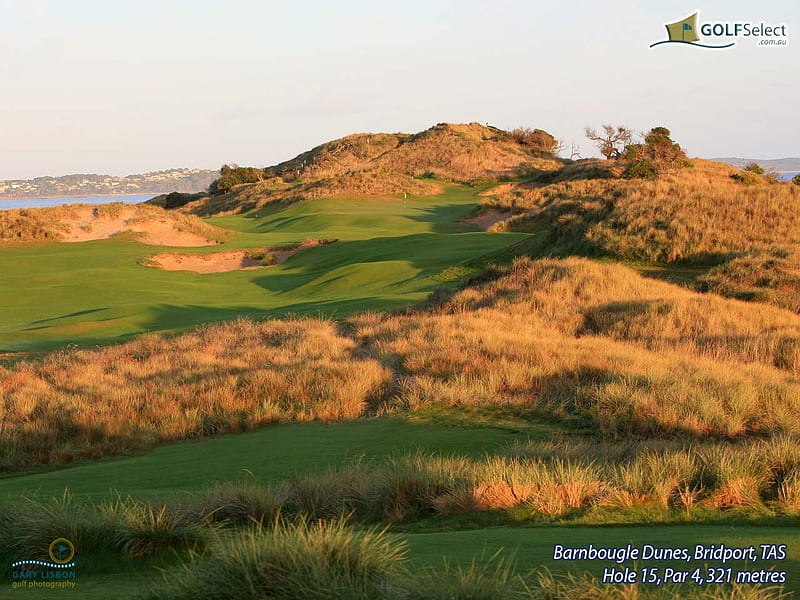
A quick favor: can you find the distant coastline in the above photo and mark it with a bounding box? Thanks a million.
[0,168,216,201]
[0,192,157,202]
[0,193,157,211]
[712,157,800,172]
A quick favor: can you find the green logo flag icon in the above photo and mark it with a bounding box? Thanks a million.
[666,13,700,42]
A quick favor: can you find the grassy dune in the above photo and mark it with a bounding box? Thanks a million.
[482,159,800,313]
[264,123,559,184]
[168,123,563,216]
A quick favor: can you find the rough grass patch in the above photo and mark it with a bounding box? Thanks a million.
[143,519,406,600]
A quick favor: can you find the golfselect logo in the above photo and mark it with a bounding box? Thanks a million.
[650,12,788,49]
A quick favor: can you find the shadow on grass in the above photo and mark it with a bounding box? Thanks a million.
[29,307,111,325]
[139,298,393,335]
[404,202,477,233]
[250,232,523,293]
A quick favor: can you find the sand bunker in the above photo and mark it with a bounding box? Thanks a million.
[149,250,264,273]
[63,207,216,246]
[464,209,513,230]
[147,239,336,273]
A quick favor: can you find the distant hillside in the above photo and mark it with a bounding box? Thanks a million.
[712,157,800,172]
[0,168,217,200]
[158,123,564,215]
[266,122,561,183]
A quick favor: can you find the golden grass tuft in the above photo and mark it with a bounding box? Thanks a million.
[705,476,764,509]
[777,475,800,514]
[0,205,77,244]
[432,481,538,515]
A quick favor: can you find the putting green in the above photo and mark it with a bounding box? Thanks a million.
[0,186,525,352]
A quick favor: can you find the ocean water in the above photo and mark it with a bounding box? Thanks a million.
[779,172,799,182]
[0,193,157,210]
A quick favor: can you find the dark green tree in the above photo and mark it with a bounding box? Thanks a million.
[209,164,265,194]
[624,127,690,178]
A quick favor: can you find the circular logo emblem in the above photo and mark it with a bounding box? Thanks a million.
[48,538,75,564]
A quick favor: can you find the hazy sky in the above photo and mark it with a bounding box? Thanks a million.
[1,0,797,179]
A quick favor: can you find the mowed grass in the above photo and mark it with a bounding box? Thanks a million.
[0,412,552,500]
[0,186,526,352]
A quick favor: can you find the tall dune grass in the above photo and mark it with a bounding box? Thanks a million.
[0,318,391,470]
[0,491,206,563]
[483,159,800,312]
[0,205,76,244]
[486,160,800,261]
[2,258,800,470]
[355,258,800,438]
[4,433,799,597]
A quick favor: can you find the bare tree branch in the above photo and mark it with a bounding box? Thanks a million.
[584,125,634,159]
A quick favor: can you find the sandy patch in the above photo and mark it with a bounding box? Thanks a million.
[63,207,216,246]
[464,209,513,230]
[149,250,264,273]
[479,183,516,197]
[147,239,336,274]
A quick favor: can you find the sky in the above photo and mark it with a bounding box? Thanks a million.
[1,0,797,179]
